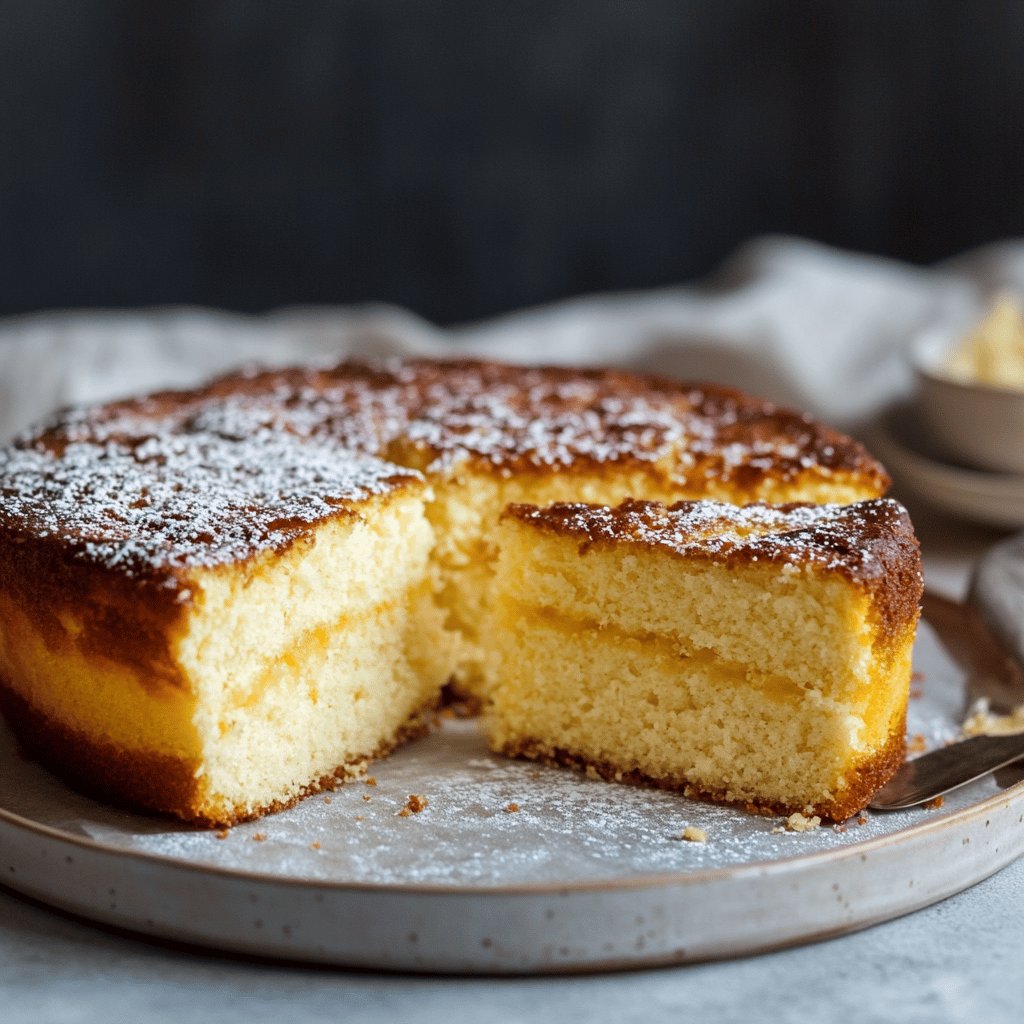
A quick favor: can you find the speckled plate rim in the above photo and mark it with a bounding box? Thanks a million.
[2,781,1024,973]
[3,591,1024,972]
[2,779,1024,896]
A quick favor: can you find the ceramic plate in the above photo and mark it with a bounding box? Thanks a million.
[1,595,1023,973]
[870,405,1024,529]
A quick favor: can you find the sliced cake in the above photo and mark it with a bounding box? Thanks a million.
[486,498,922,820]
[0,357,899,825]
[0,432,452,825]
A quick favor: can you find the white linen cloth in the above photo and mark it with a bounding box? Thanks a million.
[4,234,1024,443]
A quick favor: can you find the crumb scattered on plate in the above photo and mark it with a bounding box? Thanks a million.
[398,794,429,817]
[773,812,821,834]
[963,698,1024,737]
[680,826,707,843]
[504,802,520,813]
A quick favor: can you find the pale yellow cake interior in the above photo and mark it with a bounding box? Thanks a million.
[0,484,453,824]
[416,457,874,693]
[484,517,913,817]
[0,440,896,825]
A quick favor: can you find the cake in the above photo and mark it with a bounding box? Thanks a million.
[0,357,898,825]
[0,434,452,825]
[487,498,922,820]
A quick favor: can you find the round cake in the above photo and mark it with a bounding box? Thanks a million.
[0,357,899,825]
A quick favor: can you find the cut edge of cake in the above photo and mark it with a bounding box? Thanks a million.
[484,497,922,821]
[0,443,456,826]
[0,359,905,826]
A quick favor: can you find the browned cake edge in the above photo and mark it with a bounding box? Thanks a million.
[0,357,899,826]
[0,681,439,829]
[500,498,924,648]
[495,713,907,823]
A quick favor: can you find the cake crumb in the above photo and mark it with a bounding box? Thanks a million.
[504,802,520,813]
[776,812,821,833]
[355,814,364,821]
[323,796,332,805]
[857,813,869,825]
[215,829,229,840]
[398,793,429,817]
[908,733,928,754]
[362,794,372,802]
[310,842,321,850]
[365,776,377,787]
[252,832,266,842]
[923,795,945,810]
[680,826,707,843]
[832,823,847,834]
[963,698,1024,737]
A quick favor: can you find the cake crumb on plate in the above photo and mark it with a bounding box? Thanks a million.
[398,794,429,817]
[773,812,821,834]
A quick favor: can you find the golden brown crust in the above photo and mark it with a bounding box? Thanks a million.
[0,682,202,819]
[502,497,924,647]
[0,357,897,825]
[0,680,438,828]
[497,715,907,823]
[2,357,888,580]
[0,359,892,691]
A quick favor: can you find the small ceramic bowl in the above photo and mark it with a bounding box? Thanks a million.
[913,329,1024,475]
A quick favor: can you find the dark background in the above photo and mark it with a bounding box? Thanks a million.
[1,0,1023,325]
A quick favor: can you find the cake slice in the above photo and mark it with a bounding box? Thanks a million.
[486,498,922,820]
[0,432,453,826]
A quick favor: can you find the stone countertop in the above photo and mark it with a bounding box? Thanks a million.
[2,502,1022,1024]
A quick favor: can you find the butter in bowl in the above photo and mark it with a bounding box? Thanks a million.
[915,294,1024,474]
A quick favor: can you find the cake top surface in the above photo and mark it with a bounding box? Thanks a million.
[22,357,886,480]
[1,357,888,581]
[0,431,420,584]
[502,497,920,584]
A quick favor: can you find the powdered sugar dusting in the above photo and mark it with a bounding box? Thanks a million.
[506,497,915,579]
[0,356,883,580]
[0,432,419,581]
